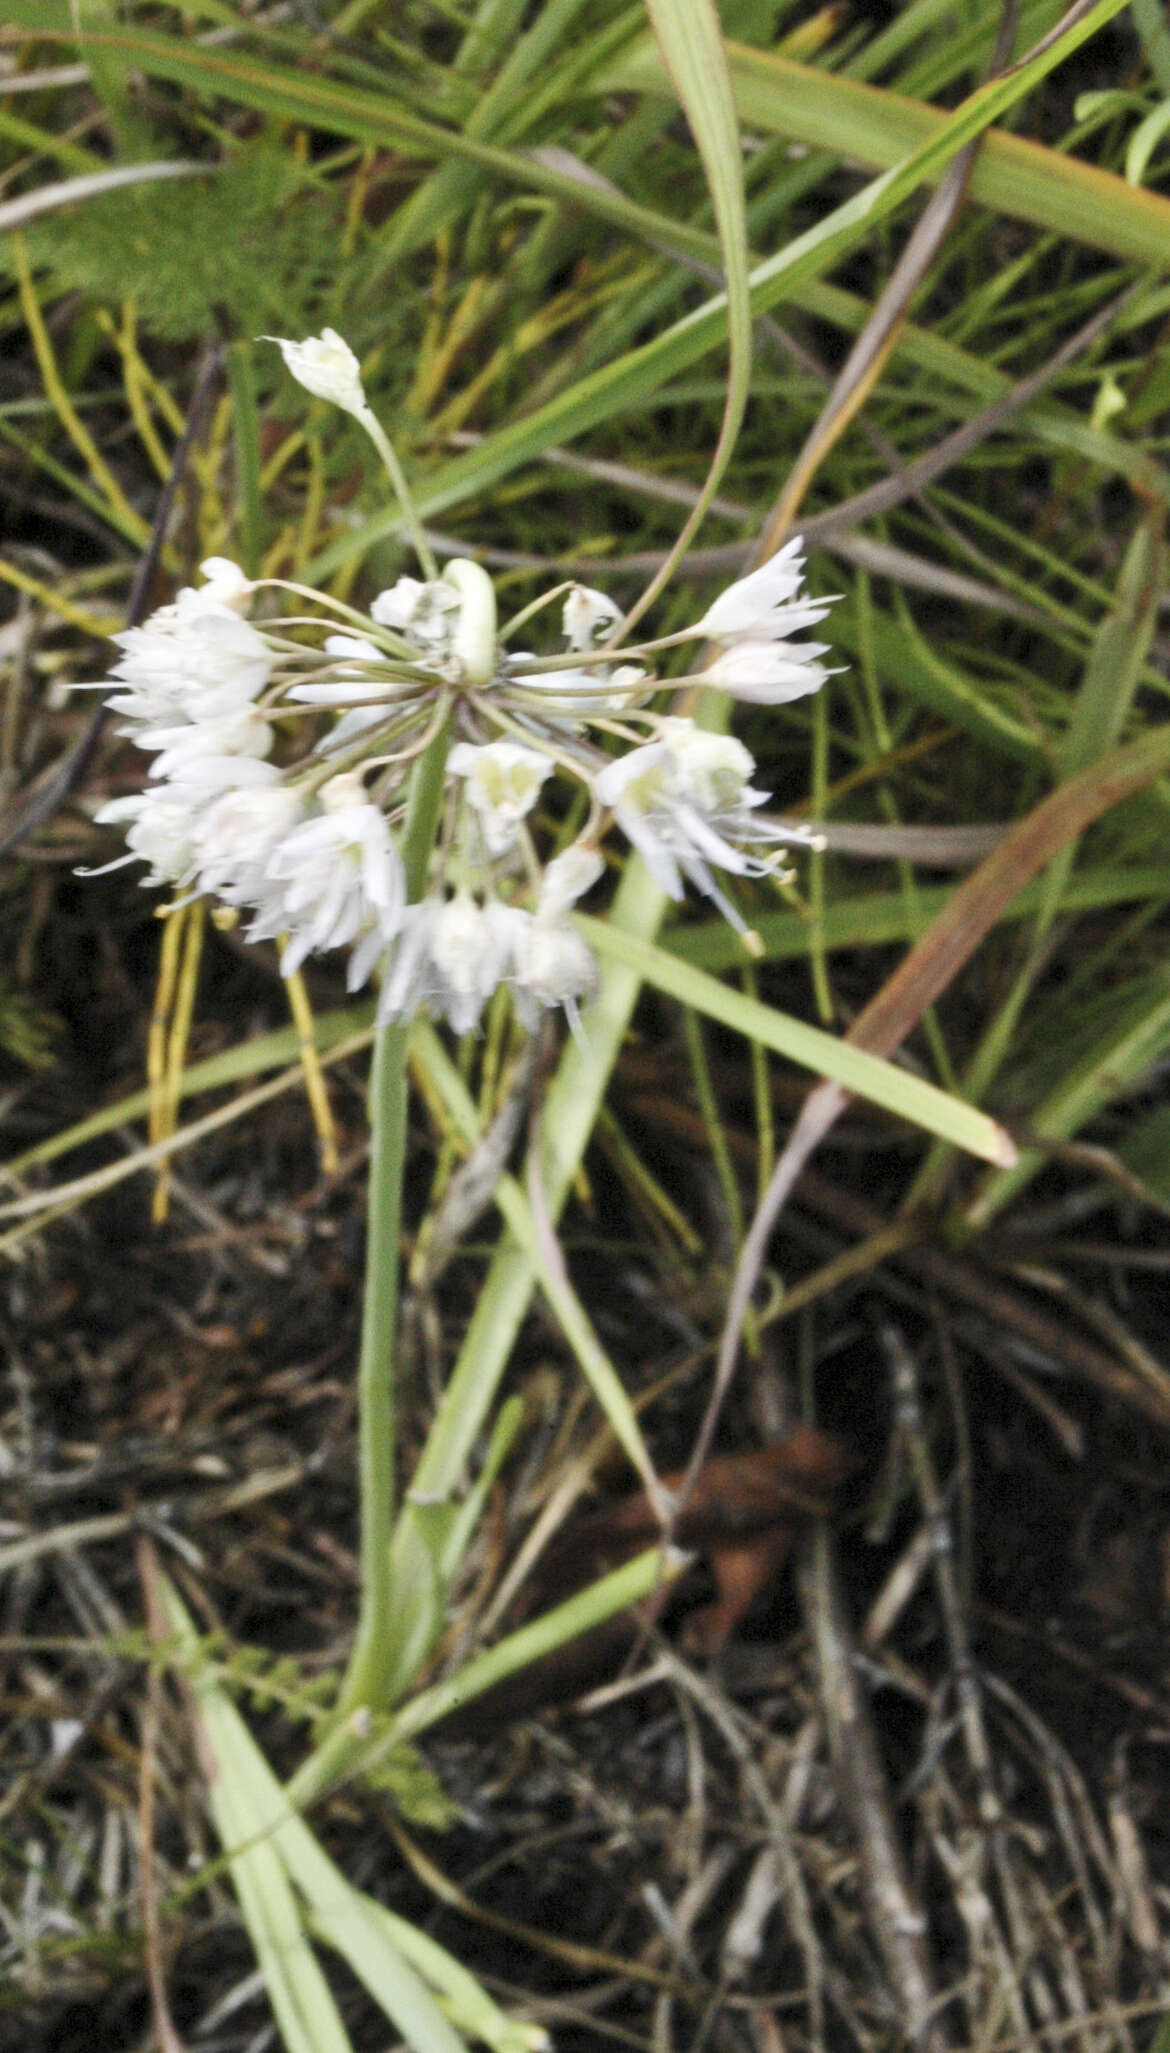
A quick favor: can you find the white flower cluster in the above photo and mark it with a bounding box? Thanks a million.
[82,333,838,1039]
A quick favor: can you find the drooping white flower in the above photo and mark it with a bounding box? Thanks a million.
[428,893,523,1034]
[563,585,622,651]
[594,720,783,916]
[704,637,832,705]
[379,894,524,1035]
[449,740,551,857]
[376,901,438,1024]
[265,328,367,416]
[252,772,405,978]
[138,706,274,779]
[192,784,305,905]
[513,918,597,1032]
[91,788,202,887]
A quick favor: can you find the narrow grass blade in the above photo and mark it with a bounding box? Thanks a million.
[162,1584,477,2053]
[390,1546,688,1744]
[576,915,1015,1166]
[627,0,752,624]
[607,16,1170,267]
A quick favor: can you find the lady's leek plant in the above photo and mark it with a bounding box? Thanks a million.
[80,330,840,2053]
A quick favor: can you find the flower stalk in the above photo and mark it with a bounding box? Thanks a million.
[335,717,451,1720]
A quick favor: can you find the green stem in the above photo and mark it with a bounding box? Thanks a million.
[331,724,450,1723]
[357,406,438,581]
[333,1012,410,1719]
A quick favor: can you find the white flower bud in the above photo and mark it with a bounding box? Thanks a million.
[517,920,597,1016]
[264,328,367,416]
[197,557,255,612]
[537,841,604,922]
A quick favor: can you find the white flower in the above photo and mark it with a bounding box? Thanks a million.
[696,536,837,704]
[160,755,282,798]
[377,901,438,1024]
[108,600,273,723]
[265,328,367,416]
[138,706,274,778]
[192,784,305,905]
[92,788,202,886]
[514,918,597,1032]
[378,895,524,1034]
[563,585,622,651]
[705,637,832,705]
[429,894,521,1033]
[508,655,645,721]
[449,740,551,857]
[370,577,460,651]
[253,774,405,979]
[594,720,782,917]
[289,636,395,751]
[197,557,255,613]
[698,537,812,637]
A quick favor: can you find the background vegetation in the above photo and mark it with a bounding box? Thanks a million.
[4,1,1170,2049]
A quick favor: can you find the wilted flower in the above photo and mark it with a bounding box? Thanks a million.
[513,917,597,1033]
